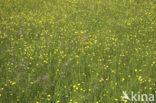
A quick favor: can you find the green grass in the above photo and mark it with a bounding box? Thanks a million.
[0,0,156,103]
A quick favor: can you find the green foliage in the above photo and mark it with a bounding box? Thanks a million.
[0,0,155,103]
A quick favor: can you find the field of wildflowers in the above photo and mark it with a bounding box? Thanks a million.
[0,0,155,103]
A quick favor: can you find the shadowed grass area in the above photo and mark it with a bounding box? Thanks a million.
[0,0,155,103]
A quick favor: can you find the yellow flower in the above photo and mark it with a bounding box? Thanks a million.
[47,98,51,101]
[148,78,151,82]
[94,40,97,44]
[75,55,79,58]
[57,100,60,103]
[123,99,128,103]
[77,83,80,86]
[114,98,118,101]
[122,78,125,82]
[12,82,16,85]
[47,94,51,97]
[73,85,76,88]
[99,78,104,82]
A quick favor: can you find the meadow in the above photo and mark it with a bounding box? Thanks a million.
[0,0,155,103]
